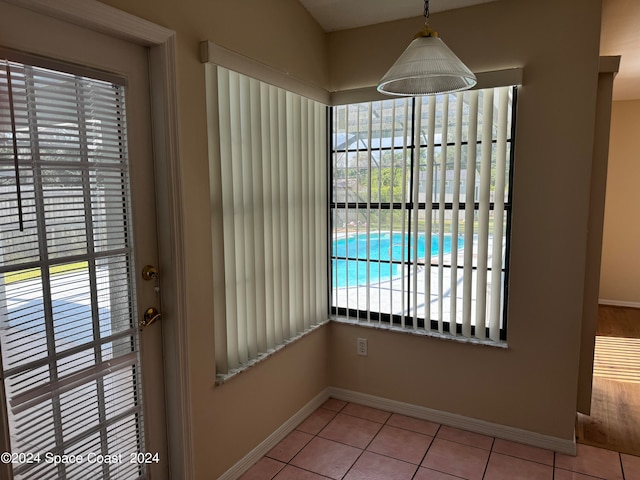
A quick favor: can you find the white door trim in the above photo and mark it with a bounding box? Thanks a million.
[3,1,192,478]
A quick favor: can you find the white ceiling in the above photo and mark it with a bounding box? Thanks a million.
[299,0,640,100]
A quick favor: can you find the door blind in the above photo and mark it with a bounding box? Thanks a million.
[0,58,145,479]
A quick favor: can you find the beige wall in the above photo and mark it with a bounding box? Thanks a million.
[578,70,616,414]
[98,0,602,469]
[327,0,602,440]
[94,0,331,478]
[600,100,640,305]
[15,0,601,475]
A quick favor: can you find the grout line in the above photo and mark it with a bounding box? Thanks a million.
[280,401,632,480]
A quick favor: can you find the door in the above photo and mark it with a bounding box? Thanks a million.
[0,3,168,479]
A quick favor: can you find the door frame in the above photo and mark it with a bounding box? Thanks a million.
[2,1,192,477]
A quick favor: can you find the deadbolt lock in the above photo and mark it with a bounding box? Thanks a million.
[142,265,159,281]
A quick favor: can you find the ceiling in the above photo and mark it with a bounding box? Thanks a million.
[298,0,640,100]
[296,0,497,33]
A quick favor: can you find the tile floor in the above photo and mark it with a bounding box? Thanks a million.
[239,398,640,480]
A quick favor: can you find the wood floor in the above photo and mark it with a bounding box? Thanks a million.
[576,305,640,456]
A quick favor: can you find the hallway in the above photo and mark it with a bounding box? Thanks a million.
[576,305,640,456]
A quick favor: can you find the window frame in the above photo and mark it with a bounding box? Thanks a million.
[329,86,519,342]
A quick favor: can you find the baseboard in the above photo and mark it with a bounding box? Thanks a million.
[217,389,330,480]
[221,386,577,479]
[599,299,640,309]
[327,387,576,456]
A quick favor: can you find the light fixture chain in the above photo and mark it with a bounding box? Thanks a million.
[424,0,430,22]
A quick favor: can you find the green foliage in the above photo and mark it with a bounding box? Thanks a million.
[370,166,407,203]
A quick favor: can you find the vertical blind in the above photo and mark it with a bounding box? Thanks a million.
[0,58,145,479]
[331,86,515,342]
[211,67,328,375]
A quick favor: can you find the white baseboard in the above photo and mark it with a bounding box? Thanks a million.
[217,389,330,480]
[221,386,577,478]
[328,387,576,456]
[599,299,640,309]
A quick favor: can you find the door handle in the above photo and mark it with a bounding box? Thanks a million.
[140,307,162,328]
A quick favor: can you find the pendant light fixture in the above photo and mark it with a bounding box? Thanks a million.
[377,0,477,96]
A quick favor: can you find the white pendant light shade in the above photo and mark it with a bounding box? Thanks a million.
[377,34,477,96]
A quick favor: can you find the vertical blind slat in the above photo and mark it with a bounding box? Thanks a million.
[462,90,479,338]
[411,100,423,327]
[303,99,312,327]
[476,89,494,339]
[290,94,301,334]
[241,75,257,359]
[344,104,350,316]
[450,93,464,334]
[268,87,282,348]
[490,87,510,340]
[261,83,275,351]
[388,101,396,320]
[214,67,231,371]
[230,70,247,367]
[399,100,409,329]
[423,96,436,329]
[250,78,265,354]
[438,95,449,334]
[365,103,372,321]
[278,89,290,342]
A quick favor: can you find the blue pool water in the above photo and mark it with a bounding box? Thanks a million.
[332,232,463,288]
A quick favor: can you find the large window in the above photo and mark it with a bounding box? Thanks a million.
[330,86,517,342]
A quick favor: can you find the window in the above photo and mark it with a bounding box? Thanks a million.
[0,57,145,479]
[330,86,517,341]
[207,66,328,377]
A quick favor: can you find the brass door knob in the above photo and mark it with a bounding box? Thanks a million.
[141,265,159,281]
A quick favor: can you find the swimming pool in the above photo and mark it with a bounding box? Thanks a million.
[332,232,464,288]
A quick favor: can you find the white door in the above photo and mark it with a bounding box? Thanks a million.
[0,3,168,479]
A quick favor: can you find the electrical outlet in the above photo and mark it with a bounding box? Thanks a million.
[357,338,368,356]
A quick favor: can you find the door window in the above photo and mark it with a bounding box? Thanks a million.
[0,58,147,479]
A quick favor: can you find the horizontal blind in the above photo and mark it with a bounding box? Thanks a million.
[0,59,145,479]
[213,67,328,375]
[331,86,515,342]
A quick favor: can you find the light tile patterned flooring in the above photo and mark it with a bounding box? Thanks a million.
[239,398,640,480]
